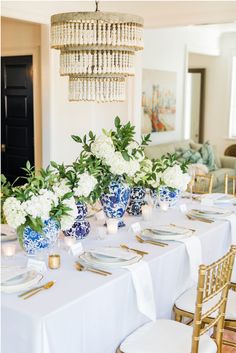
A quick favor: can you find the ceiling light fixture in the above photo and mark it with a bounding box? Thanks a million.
[51,1,144,102]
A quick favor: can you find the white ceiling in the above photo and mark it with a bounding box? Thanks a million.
[1,1,236,29]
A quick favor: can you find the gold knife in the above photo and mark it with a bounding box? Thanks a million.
[120,244,149,255]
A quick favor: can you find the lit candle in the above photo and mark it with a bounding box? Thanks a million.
[48,254,61,269]
[159,200,169,212]
[141,205,153,221]
[106,219,118,234]
[64,236,76,248]
[2,243,16,257]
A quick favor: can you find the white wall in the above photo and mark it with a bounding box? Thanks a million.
[142,26,221,146]
[189,32,236,155]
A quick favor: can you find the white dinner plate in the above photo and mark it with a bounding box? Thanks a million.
[79,250,142,269]
[141,226,193,241]
[189,207,232,220]
[1,270,42,294]
[199,193,236,205]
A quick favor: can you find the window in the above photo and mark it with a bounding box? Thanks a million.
[229,56,236,138]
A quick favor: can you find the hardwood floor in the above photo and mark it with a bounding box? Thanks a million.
[223,330,236,353]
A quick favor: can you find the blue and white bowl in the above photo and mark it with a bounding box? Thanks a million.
[64,201,90,239]
[22,218,60,256]
[100,179,130,227]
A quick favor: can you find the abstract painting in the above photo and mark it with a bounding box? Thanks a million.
[141,69,177,134]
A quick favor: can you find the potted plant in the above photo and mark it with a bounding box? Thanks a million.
[72,116,150,227]
[127,158,159,215]
[153,154,190,207]
[50,162,98,239]
[2,163,77,255]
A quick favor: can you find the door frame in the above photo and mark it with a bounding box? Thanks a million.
[1,47,42,170]
[188,68,205,143]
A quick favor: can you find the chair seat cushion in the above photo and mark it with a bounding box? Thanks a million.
[175,287,236,320]
[120,319,217,353]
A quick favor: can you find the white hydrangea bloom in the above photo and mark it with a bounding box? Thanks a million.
[91,135,115,160]
[107,151,127,175]
[60,197,78,230]
[53,179,71,198]
[74,172,97,198]
[23,189,59,222]
[3,197,26,229]
[162,165,190,191]
[126,159,140,177]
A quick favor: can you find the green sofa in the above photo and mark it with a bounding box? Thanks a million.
[144,140,236,193]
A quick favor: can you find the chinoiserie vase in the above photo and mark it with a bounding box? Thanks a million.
[100,179,130,227]
[64,201,90,239]
[22,218,60,256]
[127,186,146,216]
[158,186,181,207]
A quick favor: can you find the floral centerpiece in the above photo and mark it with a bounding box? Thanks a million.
[50,162,98,239]
[2,163,77,255]
[127,158,159,215]
[153,154,191,207]
[72,116,150,226]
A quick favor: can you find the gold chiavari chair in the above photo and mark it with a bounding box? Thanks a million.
[190,174,214,194]
[174,247,236,349]
[224,174,236,195]
[117,246,236,353]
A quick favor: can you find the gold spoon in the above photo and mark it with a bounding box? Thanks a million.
[75,262,111,276]
[120,244,149,256]
[136,235,168,247]
[23,281,55,300]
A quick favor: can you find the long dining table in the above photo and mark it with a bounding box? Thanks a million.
[1,199,235,353]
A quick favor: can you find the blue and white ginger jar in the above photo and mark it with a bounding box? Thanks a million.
[64,201,90,239]
[127,186,146,216]
[158,186,181,207]
[22,218,60,256]
[100,179,130,227]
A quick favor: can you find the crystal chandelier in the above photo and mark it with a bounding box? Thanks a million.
[51,1,144,102]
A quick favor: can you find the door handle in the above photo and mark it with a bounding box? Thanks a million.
[1,144,6,153]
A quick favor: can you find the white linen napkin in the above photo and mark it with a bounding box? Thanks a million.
[124,260,156,321]
[177,236,202,284]
[224,214,236,244]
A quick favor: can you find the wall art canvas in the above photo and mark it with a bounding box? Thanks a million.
[141,69,177,134]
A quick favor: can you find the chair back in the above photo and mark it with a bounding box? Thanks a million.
[191,245,236,353]
[224,174,236,195]
[191,174,214,194]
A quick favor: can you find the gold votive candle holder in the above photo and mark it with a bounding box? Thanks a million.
[48,254,61,269]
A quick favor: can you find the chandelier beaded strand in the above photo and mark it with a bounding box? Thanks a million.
[50,2,144,102]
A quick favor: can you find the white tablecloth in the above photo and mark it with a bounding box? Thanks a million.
[1,200,234,353]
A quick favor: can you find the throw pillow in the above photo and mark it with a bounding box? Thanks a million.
[200,141,218,171]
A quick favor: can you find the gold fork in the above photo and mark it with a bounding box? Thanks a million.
[75,262,112,276]
[120,244,149,256]
[136,235,168,247]
[18,280,52,298]
[23,281,55,300]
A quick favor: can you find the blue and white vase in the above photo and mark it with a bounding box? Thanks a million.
[22,218,60,256]
[64,201,90,239]
[100,179,130,227]
[158,186,181,207]
[127,186,146,216]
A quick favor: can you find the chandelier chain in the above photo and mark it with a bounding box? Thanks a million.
[95,1,100,12]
